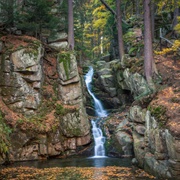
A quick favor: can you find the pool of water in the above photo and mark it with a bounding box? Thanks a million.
[8,156,132,169]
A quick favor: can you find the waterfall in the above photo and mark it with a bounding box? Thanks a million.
[84,66,107,117]
[85,66,107,157]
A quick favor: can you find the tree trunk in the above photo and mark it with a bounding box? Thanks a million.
[143,0,156,84]
[151,2,155,40]
[136,0,140,17]
[172,0,179,37]
[116,0,124,61]
[68,0,74,50]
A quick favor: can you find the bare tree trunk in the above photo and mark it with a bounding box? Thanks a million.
[68,0,74,50]
[151,2,155,40]
[136,0,140,17]
[143,0,156,84]
[116,0,124,61]
[172,0,179,37]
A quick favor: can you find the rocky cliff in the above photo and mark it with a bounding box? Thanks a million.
[0,34,91,163]
[93,56,180,179]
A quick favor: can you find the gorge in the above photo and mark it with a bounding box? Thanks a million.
[0,0,180,180]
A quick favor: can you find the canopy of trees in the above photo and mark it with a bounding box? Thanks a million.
[0,0,179,81]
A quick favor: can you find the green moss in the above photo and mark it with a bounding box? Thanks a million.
[148,105,167,127]
[0,111,12,156]
[23,47,39,58]
[55,104,67,116]
[57,51,72,79]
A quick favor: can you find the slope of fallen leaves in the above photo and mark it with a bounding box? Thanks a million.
[150,55,180,137]
[0,166,155,180]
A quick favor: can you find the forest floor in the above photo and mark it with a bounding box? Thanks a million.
[0,166,155,180]
[151,55,180,137]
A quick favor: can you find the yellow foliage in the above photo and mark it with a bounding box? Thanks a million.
[93,18,107,29]
[174,16,180,33]
[92,5,105,15]
[154,40,180,55]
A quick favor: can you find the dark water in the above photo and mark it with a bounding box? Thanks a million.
[7,156,132,169]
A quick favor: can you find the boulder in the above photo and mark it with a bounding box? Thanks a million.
[49,41,68,51]
[48,32,68,43]
[122,68,151,98]
[116,131,133,156]
[129,105,146,123]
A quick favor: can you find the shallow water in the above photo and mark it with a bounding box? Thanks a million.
[8,156,132,169]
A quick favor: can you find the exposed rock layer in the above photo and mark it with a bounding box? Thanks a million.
[0,35,91,163]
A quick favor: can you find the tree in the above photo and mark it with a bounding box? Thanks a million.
[116,0,124,61]
[17,0,58,39]
[143,0,157,84]
[172,0,179,37]
[68,0,74,50]
[99,0,125,61]
[0,0,17,28]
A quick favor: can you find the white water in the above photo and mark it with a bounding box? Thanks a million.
[85,66,107,157]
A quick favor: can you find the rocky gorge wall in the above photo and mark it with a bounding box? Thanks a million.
[93,58,180,179]
[0,34,91,164]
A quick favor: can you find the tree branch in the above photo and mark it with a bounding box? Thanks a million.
[99,0,129,25]
[160,28,180,51]
[99,0,116,15]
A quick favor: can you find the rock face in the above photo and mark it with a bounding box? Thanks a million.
[0,41,43,114]
[94,59,180,179]
[0,35,91,163]
[92,60,133,110]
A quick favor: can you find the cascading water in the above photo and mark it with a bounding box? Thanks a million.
[85,66,107,157]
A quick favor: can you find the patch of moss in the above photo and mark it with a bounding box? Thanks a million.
[57,51,72,79]
[148,105,168,127]
[0,111,12,156]
[23,47,39,58]
[55,104,67,116]
[16,115,46,132]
